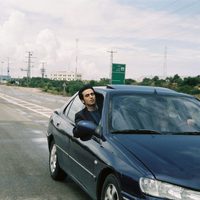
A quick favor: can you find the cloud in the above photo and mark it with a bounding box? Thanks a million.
[0,11,27,55]
[0,0,200,79]
[36,29,60,62]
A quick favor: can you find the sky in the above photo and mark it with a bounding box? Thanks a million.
[0,0,200,80]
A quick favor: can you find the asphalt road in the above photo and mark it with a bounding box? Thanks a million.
[0,85,91,200]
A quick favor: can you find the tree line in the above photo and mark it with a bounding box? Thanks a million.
[8,74,200,97]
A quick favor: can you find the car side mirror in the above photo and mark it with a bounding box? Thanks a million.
[73,120,97,139]
[54,108,61,115]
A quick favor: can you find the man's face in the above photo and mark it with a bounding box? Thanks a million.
[82,88,96,107]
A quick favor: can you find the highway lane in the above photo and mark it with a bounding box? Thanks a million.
[0,85,91,200]
[0,85,68,110]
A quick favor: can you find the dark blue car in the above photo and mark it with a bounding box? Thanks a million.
[47,85,200,200]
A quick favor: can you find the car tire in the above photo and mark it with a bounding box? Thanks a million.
[49,141,66,181]
[101,174,122,200]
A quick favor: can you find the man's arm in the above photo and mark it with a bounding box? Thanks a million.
[74,112,84,124]
[73,110,85,137]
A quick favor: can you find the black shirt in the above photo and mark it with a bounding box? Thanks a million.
[73,107,101,138]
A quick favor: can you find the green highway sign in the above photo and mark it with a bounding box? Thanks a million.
[111,63,126,84]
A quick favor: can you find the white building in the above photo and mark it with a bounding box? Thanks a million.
[50,71,82,81]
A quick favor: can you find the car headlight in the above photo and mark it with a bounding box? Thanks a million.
[139,177,200,200]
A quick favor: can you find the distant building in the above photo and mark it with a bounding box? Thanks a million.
[50,71,82,81]
[0,75,11,83]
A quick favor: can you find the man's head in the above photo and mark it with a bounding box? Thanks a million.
[78,85,96,109]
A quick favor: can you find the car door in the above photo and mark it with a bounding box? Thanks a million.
[69,136,102,196]
[67,92,104,195]
[51,94,84,174]
[60,94,85,174]
[51,106,72,172]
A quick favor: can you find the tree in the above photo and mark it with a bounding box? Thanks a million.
[125,79,137,85]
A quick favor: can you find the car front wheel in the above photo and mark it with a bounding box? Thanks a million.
[101,174,122,200]
[49,141,66,180]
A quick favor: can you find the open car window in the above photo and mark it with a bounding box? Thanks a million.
[64,95,84,122]
[64,92,104,123]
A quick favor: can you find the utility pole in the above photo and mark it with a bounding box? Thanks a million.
[107,50,117,83]
[21,51,34,79]
[7,57,10,77]
[75,38,79,80]
[41,62,46,78]
[1,61,4,83]
[163,46,167,79]
[27,51,33,78]
[1,61,4,75]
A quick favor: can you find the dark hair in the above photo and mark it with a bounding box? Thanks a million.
[78,84,95,100]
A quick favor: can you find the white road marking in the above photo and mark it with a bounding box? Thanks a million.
[0,93,53,118]
[31,138,47,143]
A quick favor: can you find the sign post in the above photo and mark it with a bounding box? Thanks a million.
[111,63,126,84]
[63,82,66,96]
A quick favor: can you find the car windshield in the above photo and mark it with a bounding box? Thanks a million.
[110,94,200,134]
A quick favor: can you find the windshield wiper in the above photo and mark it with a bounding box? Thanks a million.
[111,129,160,134]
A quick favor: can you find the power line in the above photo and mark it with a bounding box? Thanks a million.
[151,0,200,44]
[168,0,200,14]
[132,0,200,37]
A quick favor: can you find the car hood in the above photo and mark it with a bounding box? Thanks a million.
[113,134,200,190]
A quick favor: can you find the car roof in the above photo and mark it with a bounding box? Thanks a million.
[94,84,191,96]
[95,84,174,93]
